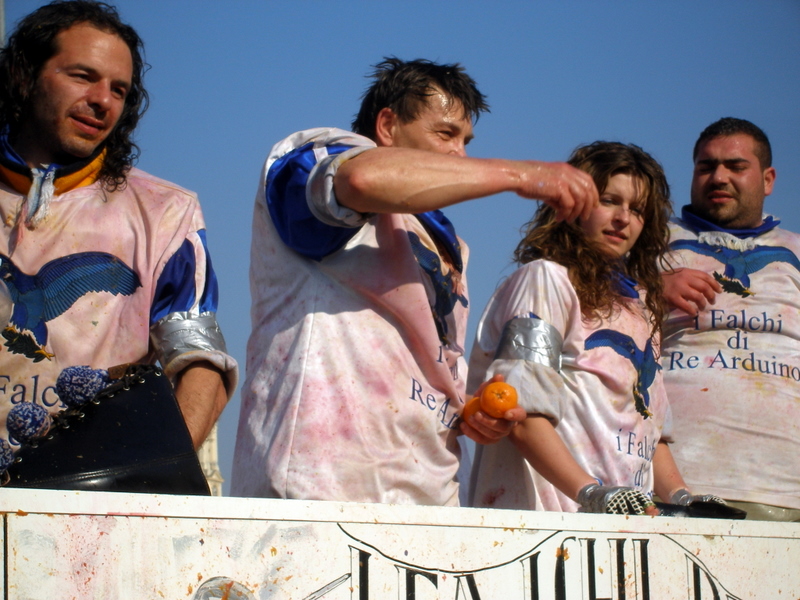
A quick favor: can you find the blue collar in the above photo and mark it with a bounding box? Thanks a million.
[415,210,463,273]
[681,206,779,238]
[0,130,30,169]
[0,128,64,172]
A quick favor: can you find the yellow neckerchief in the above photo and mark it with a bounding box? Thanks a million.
[0,151,106,253]
[0,150,105,196]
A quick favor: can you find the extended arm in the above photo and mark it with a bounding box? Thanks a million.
[334,147,598,222]
[651,440,726,507]
[509,414,597,501]
[662,268,721,316]
[510,417,658,515]
[652,440,691,502]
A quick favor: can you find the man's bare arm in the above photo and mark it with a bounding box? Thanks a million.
[174,361,228,449]
[334,147,598,222]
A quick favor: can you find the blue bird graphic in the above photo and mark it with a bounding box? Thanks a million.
[0,252,141,361]
[670,239,800,297]
[585,329,660,419]
[407,231,468,345]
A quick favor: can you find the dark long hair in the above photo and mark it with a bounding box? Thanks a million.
[0,0,149,190]
[514,141,672,338]
[351,57,489,140]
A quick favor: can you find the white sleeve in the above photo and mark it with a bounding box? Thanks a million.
[468,261,577,423]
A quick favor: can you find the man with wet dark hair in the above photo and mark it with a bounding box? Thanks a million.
[351,57,489,141]
[0,1,237,457]
[662,117,800,521]
[233,57,598,505]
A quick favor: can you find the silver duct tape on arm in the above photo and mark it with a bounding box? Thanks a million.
[150,311,239,398]
[494,317,563,371]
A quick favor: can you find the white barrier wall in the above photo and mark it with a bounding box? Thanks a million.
[1,488,797,599]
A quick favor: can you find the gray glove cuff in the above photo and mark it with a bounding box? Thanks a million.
[670,488,693,506]
[577,484,654,515]
[670,488,727,506]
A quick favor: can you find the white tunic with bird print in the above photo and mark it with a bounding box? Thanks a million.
[468,259,671,512]
[662,209,800,510]
[0,153,232,448]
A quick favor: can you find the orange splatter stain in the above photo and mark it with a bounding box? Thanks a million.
[221,580,235,600]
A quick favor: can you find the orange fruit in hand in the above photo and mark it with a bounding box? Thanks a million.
[461,396,481,423]
[480,381,518,418]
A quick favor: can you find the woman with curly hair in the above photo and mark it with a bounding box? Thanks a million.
[468,141,709,515]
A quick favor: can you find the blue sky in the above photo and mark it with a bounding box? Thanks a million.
[6,0,800,494]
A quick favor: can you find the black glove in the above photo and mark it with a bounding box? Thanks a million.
[577,484,654,515]
[658,488,745,519]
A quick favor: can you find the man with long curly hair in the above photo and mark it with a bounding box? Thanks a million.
[0,1,237,454]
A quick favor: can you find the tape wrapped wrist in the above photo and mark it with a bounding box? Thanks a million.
[577,483,654,515]
[670,488,727,506]
[150,311,239,398]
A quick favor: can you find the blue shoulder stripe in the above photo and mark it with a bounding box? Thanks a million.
[197,229,219,314]
[150,229,219,325]
[266,143,359,261]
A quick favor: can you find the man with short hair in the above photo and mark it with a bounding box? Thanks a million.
[661,117,800,521]
[0,1,237,453]
[232,57,598,504]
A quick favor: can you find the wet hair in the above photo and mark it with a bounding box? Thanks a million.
[693,117,772,169]
[351,57,489,140]
[0,0,149,190]
[514,141,672,339]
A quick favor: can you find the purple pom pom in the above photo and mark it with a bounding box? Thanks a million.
[0,438,14,472]
[7,402,51,443]
[56,366,110,407]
